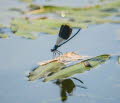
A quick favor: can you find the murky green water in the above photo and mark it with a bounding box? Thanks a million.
[0,0,120,103]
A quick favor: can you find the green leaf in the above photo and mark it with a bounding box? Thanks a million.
[28,62,65,81]
[10,18,86,39]
[44,54,110,82]
[0,34,9,38]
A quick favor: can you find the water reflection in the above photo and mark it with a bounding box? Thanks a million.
[54,78,87,102]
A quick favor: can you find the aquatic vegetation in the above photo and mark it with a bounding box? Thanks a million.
[0,25,9,38]
[10,18,85,39]
[44,54,110,82]
[19,0,34,3]
[10,0,120,39]
[28,52,88,81]
[28,4,42,11]
[9,8,24,14]
[28,62,65,81]
[0,34,9,38]
[28,54,110,81]
[27,0,120,20]
[38,52,87,65]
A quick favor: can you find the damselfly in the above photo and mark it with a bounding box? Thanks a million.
[51,25,81,58]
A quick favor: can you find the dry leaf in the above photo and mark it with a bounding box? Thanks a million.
[38,52,89,65]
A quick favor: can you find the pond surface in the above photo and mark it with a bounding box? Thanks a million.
[0,23,120,103]
[0,0,120,103]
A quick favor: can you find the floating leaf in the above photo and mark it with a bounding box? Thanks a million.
[28,62,65,81]
[10,0,120,39]
[28,52,88,81]
[44,54,110,82]
[0,34,9,38]
[0,25,9,38]
[10,18,86,39]
[28,4,42,11]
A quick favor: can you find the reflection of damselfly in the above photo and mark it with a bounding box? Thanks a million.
[51,25,81,57]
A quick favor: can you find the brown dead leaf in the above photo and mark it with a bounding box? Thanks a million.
[38,52,89,66]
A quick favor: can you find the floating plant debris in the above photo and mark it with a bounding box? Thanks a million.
[28,53,110,82]
[44,54,110,82]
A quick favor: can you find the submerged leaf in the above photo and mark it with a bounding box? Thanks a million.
[44,54,110,82]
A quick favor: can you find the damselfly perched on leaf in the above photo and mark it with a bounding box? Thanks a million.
[51,25,81,57]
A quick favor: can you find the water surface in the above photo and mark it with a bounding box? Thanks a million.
[0,23,120,103]
[0,0,120,103]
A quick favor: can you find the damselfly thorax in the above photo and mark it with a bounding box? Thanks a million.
[51,25,81,58]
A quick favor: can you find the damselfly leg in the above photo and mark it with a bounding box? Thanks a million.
[52,50,63,58]
[56,50,63,55]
